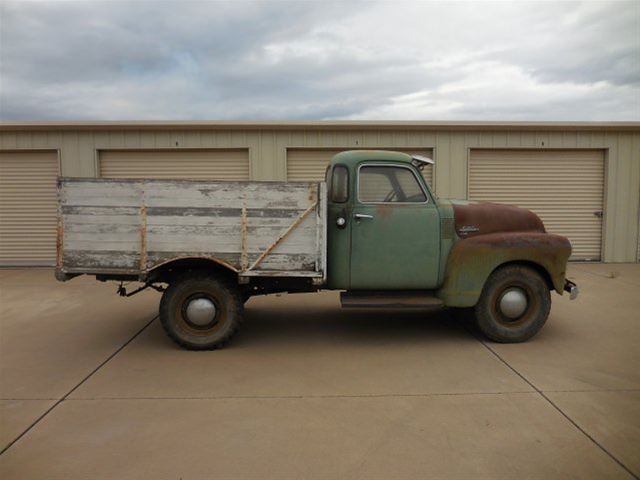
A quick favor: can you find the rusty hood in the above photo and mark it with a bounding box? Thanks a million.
[450,200,545,239]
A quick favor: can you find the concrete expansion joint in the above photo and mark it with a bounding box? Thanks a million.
[0,316,158,457]
[5,387,639,402]
[467,325,639,480]
[64,391,539,401]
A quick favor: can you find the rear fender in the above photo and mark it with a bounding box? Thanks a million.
[437,232,571,307]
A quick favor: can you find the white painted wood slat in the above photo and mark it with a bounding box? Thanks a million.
[59,178,326,277]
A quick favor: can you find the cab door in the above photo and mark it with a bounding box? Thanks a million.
[349,163,440,289]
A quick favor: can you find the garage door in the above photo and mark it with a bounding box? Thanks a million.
[100,149,250,180]
[469,149,604,261]
[287,149,434,189]
[0,151,59,266]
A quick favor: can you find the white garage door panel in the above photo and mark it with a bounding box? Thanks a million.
[100,149,250,180]
[287,149,434,189]
[469,150,604,261]
[0,151,59,265]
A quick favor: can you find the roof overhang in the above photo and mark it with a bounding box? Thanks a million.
[0,120,639,132]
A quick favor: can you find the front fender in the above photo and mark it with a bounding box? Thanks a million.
[437,232,572,307]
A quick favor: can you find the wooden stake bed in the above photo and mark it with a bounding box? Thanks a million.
[56,178,327,282]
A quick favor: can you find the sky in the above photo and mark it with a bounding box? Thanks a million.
[0,0,638,121]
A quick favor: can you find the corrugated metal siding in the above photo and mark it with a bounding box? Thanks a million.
[469,149,604,261]
[0,127,638,262]
[99,149,250,180]
[0,151,58,265]
[287,148,434,190]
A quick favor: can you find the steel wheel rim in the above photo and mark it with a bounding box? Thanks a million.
[498,287,528,320]
[182,294,219,329]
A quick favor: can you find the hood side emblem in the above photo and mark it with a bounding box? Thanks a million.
[459,225,480,235]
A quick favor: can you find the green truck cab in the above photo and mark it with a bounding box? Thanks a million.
[56,150,578,350]
[325,150,576,343]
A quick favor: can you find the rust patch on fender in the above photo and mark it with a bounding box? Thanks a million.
[453,202,545,238]
[441,231,572,305]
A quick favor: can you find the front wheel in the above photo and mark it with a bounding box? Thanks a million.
[475,265,551,343]
[159,272,243,350]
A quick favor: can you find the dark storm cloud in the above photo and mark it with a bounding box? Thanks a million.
[0,0,638,120]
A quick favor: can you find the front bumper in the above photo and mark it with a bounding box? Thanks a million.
[564,279,579,300]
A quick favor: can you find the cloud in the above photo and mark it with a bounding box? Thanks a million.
[0,0,638,120]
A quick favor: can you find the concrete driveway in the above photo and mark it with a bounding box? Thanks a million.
[0,264,639,479]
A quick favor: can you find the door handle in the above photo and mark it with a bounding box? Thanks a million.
[354,213,374,220]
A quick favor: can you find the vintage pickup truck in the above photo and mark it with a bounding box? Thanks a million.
[56,150,578,350]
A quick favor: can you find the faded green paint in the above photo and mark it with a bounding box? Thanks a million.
[326,196,352,289]
[436,232,572,307]
[325,150,573,303]
[350,203,440,289]
[435,199,456,286]
[327,150,441,290]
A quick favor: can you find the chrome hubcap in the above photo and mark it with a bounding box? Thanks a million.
[499,288,528,319]
[185,298,217,326]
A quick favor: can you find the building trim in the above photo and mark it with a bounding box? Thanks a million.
[1,120,639,132]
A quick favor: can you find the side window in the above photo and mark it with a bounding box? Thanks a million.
[330,165,349,203]
[394,168,427,202]
[358,166,427,203]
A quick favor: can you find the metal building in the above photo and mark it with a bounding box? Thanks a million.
[1,121,638,266]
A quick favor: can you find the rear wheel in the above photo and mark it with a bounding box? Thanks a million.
[475,265,551,343]
[159,271,243,350]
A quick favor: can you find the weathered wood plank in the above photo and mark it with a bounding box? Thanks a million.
[61,194,141,207]
[147,224,317,237]
[147,237,315,254]
[65,239,140,251]
[145,251,317,271]
[59,178,327,277]
[248,201,318,271]
[146,206,308,218]
[63,214,140,226]
[61,206,140,216]
[65,223,139,234]
[144,196,311,210]
[62,181,142,199]
[146,215,306,227]
[64,250,139,269]
[64,231,140,242]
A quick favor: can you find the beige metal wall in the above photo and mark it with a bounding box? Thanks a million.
[99,149,250,179]
[0,125,638,262]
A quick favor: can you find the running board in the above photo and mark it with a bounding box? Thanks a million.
[340,291,444,309]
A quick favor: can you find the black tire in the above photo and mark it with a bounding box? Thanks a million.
[159,271,243,350]
[474,265,551,343]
